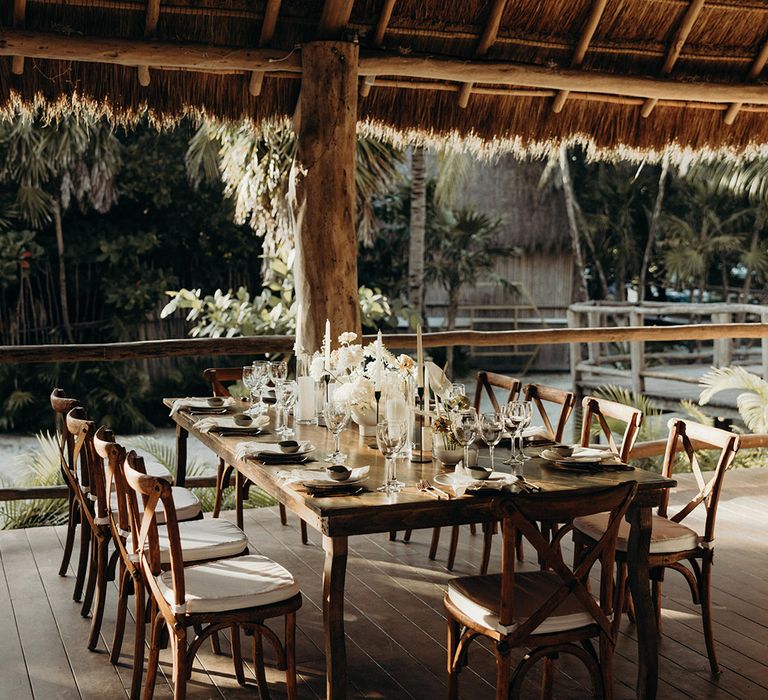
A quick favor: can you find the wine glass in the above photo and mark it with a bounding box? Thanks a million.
[269,360,288,385]
[479,411,504,470]
[503,401,532,467]
[278,380,298,437]
[450,408,478,474]
[324,398,351,462]
[376,420,407,493]
[242,365,261,416]
[250,360,270,414]
[270,361,289,431]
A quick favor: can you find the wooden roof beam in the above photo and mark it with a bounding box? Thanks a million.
[552,0,608,113]
[11,0,27,75]
[641,0,706,118]
[249,0,283,97]
[9,29,768,107]
[458,0,508,109]
[317,0,355,38]
[360,0,397,97]
[137,0,161,86]
[724,37,768,124]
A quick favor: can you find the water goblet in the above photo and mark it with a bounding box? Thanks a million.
[503,401,532,467]
[269,360,288,385]
[479,411,504,470]
[450,408,479,474]
[279,380,298,437]
[376,420,407,494]
[242,365,261,416]
[250,360,270,414]
[324,398,351,462]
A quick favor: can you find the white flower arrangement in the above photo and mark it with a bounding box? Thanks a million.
[307,331,414,410]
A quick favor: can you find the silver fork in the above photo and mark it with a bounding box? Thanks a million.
[418,479,448,499]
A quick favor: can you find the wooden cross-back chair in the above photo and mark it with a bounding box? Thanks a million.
[574,418,739,675]
[523,383,576,443]
[418,371,523,569]
[123,457,302,700]
[472,370,522,413]
[203,367,308,544]
[94,431,250,700]
[445,482,637,700]
[580,395,643,462]
[51,389,90,599]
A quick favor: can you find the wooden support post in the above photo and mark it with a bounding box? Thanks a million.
[138,0,161,86]
[630,310,645,395]
[762,313,768,381]
[291,41,361,354]
[11,0,27,75]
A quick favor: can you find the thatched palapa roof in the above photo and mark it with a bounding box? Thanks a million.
[4,1,768,157]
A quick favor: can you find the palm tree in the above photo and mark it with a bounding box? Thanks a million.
[425,206,514,374]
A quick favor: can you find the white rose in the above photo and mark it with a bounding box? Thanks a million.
[309,355,327,381]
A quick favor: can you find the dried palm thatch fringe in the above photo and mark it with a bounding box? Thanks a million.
[5,0,768,159]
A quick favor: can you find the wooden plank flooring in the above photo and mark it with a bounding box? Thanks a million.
[0,467,766,699]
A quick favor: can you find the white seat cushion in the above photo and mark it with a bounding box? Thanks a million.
[447,572,598,635]
[128,518,247,564]
[157,554,300,614]
[574,512,701,554]
[112,486,202,524]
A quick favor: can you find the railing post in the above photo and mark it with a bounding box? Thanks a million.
[762,313,768,381]
[713,312,732,367]
[630,309,645,395]
[587,309,601,364]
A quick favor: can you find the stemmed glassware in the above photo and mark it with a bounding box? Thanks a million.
[450,408,479,474]
[268,360,288,386]
[249,360,270,414]
[503,400,532,467]
[479,411,504,470]
[242,365,262,416]
[275,380,298,436]
[324,398,351,462]
[376,420,407,493]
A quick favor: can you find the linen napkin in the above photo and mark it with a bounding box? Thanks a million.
[234,441,313,461]
[169,397,234,417]
[194,414,270,434]
[451,473,518,497]
[276,465,370,484]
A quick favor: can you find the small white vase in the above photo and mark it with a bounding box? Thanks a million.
[433,440,463,467]
[351,405,378,436]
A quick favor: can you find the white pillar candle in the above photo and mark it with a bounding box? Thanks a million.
[375,329,383,388]
[296,375,315,422]
[416,323,424,388]
[324,319,331,371]
[386,397,408,423]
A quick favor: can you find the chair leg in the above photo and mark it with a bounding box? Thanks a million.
[469,523,477,536]
[447,617,461,700]
[130,580,145,700]
[81,529,98,617]
[494,646,511,700]
[540,655,555,700]
[515,529,525,562]
[700,558,720,674]
[279,502,288,526]
[428,527,441,561]
[212,460,228,519]
[389,531,397,541]
[447,526,460,571]
[300,520,309,545]
[285,613,298,700]
[235,472,245,531]
[87,537,109,650]
[612,561,628,639]
[652,574,663,637]
[231,625,245,686]
[59,493,77,576]
[403,529,412,542]
[600,633,614,700]
[172,630,188,700]
[480,521,494,575]
[111,564,129,664]
[143,610,162,700]
[252,628,271,700]
[73,509,91,602]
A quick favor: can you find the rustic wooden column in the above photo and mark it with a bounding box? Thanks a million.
[292,40,361,353]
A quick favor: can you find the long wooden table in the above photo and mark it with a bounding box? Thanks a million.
[168,401,675,700]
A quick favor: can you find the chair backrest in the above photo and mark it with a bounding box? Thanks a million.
[660,418,739,545]
[123,455,186,616]
[523,383,576,442]
[51,388,80,485]
[493,481,637,642]
[473,371,521,413]
[203,368,242,397]
[65,407,108,529]
[93,427,142,573]
[579,396,643,462]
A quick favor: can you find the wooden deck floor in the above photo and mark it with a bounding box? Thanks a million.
[1,467,767,699]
